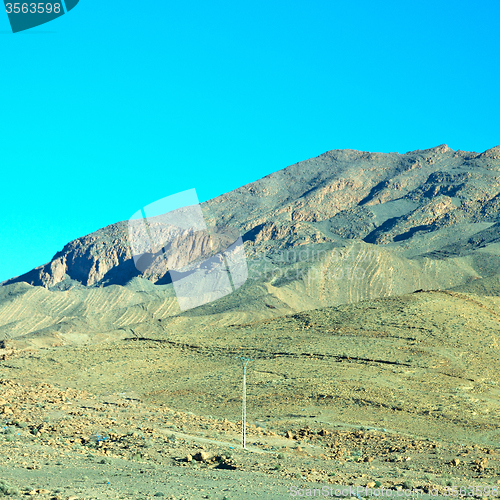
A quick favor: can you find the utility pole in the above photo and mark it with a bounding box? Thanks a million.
[236,356,252,449]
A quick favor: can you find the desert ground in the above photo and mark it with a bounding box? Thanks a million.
[1,288,500,499]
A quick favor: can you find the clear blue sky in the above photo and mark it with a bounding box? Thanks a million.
[1,0,499,282]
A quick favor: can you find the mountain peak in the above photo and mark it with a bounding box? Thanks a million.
[3,145,500,291]
[406,144,454,155]
[480,145,500,158]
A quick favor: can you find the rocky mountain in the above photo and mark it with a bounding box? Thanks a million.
[1,144,500,347]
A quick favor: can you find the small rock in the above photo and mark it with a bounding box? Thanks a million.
[286,431,294,439]
[364,456,374,462]
[186,454,192,462]
[366,482,376,488]
[193,451,212,462]
[451,458,460,466]
[216,461,237,470]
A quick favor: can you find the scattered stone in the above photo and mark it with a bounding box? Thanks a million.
[193,451,212,462]
[216,461,238,470]
[475,457,488,471]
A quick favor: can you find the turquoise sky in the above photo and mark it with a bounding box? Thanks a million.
[1,0,499,282]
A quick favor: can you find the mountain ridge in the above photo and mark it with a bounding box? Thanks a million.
[3,144,500,290]
[1,144,500,348]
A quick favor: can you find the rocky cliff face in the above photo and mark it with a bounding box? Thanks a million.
[3,144,500,290]
[3,222,134,288]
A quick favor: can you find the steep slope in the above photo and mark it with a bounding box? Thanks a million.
[1,145,500,347]
[3,144,500,290]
